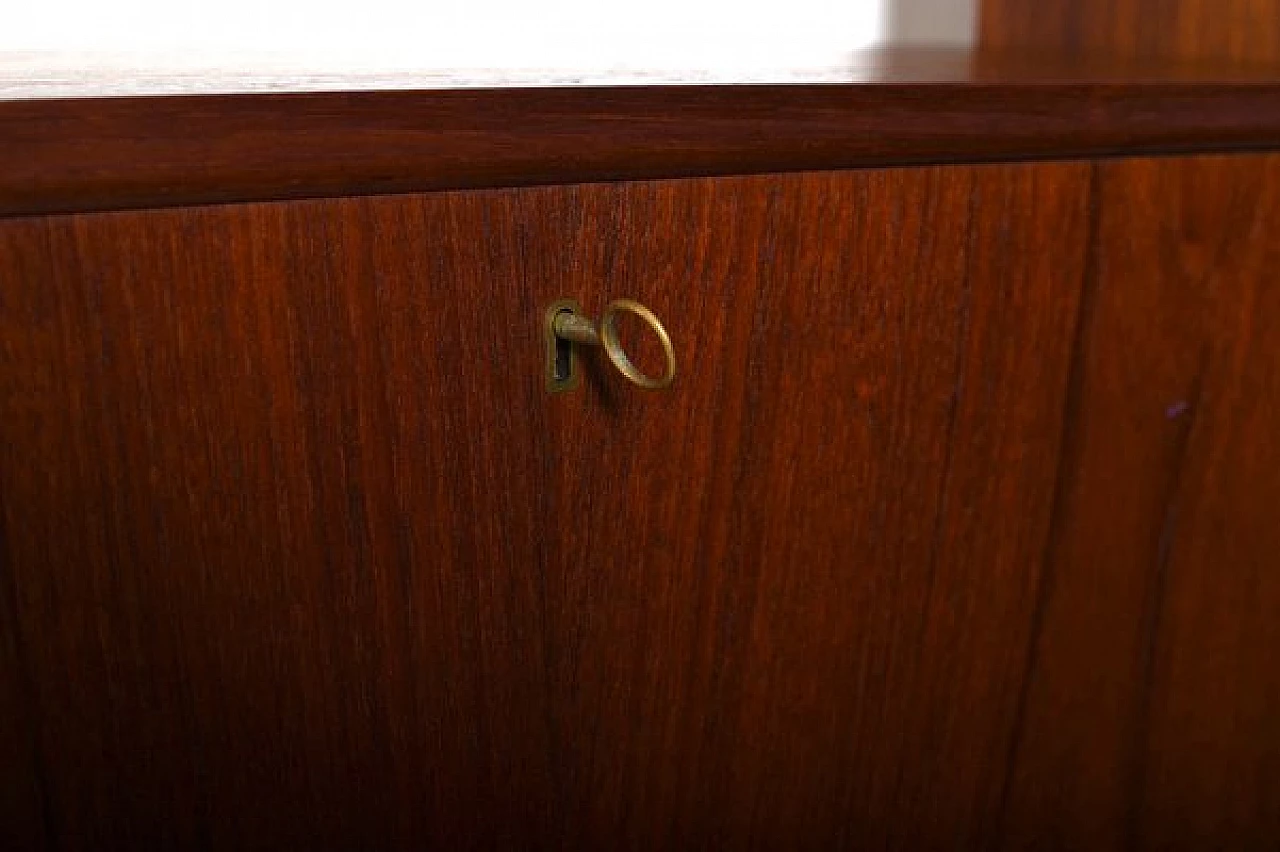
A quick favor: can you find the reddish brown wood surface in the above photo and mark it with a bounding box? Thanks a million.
[982,0,1280,63]
[1001,155,1280,850]
[0,551,44,849]
[3,156,1279,849]
[534,163,1092,848]
[4,50,1280,217]
[0,162,1091,848]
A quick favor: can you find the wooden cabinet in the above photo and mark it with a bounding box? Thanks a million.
[2,67,1280,849]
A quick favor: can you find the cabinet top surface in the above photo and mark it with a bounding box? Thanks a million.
[4,47,1279,100]
[3,48,1279,218]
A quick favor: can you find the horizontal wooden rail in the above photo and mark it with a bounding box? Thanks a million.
[4,50,1280,216]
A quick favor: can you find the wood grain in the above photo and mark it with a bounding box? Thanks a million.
[1001,154,1280,851]
[0,526,46,849]
[533,163,1092,849]
[0,197,560,848]
[0,162,1093,848]
[982,0,1280,63]
[5,156,1280,849]
[5,50,1280,217]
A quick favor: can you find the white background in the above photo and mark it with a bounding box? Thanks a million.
[3,0,973,71]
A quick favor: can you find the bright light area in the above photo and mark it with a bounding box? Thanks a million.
[5,1,892,71]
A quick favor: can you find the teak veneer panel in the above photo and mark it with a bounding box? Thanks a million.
[3,155,1279,848]
[0,162,1089,848]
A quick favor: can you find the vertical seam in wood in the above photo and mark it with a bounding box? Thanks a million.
[995,161,1104,843]
[920,168,979,607]
[1122,336,1209,851]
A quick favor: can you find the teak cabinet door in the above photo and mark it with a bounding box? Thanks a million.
[2,157,1278,850]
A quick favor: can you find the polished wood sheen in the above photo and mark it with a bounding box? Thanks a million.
[1002,155,1280,850]
[982,0,1280,63]
[5,49,1280,217]
[3,155,1280,849]
[535,164,1091,849]
[0,163,1094,848]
